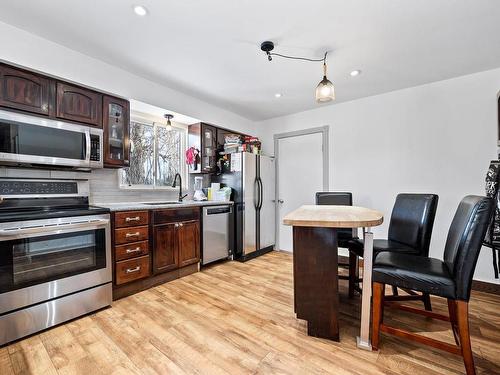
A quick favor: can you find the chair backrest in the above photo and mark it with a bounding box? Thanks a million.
[443,195,494,301]
[388,193,439,256]
[315,192,352,206]
[315,192,353,238]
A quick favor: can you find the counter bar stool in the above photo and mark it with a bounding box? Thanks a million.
[371,195,494,375]
[348,193,438,308]
[315,192,359,297]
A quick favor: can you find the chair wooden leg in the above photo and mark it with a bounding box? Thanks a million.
[348,252,358,298]
[391,285,399,296]
[371,282,385,350]
[456,301,476,375]
[447,299,460,345]
[423,293,432,311]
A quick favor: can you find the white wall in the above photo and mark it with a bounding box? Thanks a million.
[256,68,500,284]
[0,21,254,135]
[2,19,499,284]
[0,21,255,204]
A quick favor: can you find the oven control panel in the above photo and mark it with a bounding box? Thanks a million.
[0,180,78,195]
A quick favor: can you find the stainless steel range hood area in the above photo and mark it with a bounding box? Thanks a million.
[0,109,103,170]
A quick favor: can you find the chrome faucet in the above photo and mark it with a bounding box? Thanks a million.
[172,173,188,202]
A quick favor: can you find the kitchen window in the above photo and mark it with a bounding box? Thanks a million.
[120,120,186,189]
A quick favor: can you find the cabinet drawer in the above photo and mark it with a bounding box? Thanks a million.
[153,207,200,225]
[115,240,149,261]
[115,256,150,285]
[115,211,149,228]
[115,226,149,245]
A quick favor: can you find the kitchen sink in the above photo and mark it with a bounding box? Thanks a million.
[142,201,183,205]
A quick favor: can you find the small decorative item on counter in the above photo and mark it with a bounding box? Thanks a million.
[207,183,231,202]
[193,176,207,201]
[214,187,231,202]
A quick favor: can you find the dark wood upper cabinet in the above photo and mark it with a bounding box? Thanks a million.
[177,220,200,268]
[188,123,250,174]
[103,95,130,167]
[153,223,178,274]
[188,123,218,173]
[0,65,53,116]
[56,82,102,127]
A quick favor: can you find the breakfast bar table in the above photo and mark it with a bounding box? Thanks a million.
[283,205,383,350]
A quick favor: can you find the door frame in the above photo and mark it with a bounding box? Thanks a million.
[273,126,330,250]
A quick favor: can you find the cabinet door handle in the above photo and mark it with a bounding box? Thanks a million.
[125,232,140,238]
[179,223,184,227]
[125,266,140,274]
[174,223,179,228]
[125,216,140,222]
[126,247,141,254]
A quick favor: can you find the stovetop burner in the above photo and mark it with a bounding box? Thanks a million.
[0,205,110,223]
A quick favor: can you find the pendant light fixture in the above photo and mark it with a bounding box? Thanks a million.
[315,60,335,102]
[260,41,335,103]
[164,114,174,131]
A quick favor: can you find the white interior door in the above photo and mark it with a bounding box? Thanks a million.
[277,132,324,252]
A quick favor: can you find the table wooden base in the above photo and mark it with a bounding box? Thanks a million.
[292,226,339,341]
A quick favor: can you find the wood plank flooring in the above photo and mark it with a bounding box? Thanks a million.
[1,251,500,374]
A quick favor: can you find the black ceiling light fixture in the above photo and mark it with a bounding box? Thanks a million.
[260,41,335,103]
[164,114,174,131]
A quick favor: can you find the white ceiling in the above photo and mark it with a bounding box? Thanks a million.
[130,99,200,125]
[1,0,500,121]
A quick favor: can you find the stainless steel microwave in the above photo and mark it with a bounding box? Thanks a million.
[0,109,103,170]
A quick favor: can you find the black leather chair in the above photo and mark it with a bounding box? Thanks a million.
[371,195,494,375]
[316,192,359,296]
[348,193,439,305]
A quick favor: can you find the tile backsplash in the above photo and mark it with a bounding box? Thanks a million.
[0,167,180,204]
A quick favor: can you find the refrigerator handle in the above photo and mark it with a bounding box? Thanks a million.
[253,177,260,209]
[258,177,263,210]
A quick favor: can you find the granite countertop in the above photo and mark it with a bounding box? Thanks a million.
[95,200,233,211]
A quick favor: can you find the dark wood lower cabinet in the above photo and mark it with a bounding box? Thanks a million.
[178,220,200,268]
[112,208,201,300]
[153,223,178,273]
[153,219,200,272]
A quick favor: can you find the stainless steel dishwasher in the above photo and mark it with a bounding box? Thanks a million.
[202,205,233,265]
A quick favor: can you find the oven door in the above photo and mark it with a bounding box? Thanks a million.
[0,109,92,168]
[0,214,111,314]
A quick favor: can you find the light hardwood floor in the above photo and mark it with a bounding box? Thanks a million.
[1,251,500,374]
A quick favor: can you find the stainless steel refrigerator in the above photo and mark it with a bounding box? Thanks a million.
[212,152,275,261]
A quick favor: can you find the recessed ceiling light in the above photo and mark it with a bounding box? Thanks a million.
[133,5,148,16]
[350,70,361,77]
[274,93,282,98]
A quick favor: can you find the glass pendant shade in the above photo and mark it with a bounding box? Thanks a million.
[164,114,173,131]
[315,62,335,102]
[315,77,335,102]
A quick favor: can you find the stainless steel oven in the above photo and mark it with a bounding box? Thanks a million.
[0,178,111,345]
[0,109,103,169]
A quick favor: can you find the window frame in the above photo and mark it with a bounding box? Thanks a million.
[119,118,187,191]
